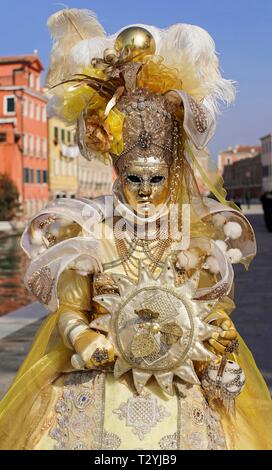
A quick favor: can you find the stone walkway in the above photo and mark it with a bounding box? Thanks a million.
[0,212,271,400]
[232,214,272,391]
[0,317,44,398]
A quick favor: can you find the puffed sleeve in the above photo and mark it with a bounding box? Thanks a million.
[57,269,93,349]
[57,269,92,312]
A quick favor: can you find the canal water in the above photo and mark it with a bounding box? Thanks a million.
[0,235,34,316]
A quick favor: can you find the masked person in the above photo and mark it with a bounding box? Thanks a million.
[0,8,271,450]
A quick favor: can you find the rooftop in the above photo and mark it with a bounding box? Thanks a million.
[220,145,261,154]
[0,54,43,70]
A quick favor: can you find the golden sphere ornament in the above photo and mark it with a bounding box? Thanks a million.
[114,26,156,61]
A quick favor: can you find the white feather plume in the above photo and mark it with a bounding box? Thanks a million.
[158,23,236,117]
[70,21,235,116]
[47,10,236,119]
[69,37,113,74]
[46,8,106,86]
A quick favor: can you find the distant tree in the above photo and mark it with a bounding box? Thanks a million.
[0,173,20,221]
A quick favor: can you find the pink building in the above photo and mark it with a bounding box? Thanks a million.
[217,145,261,175]
[0,54,48,217]
[223,153,262,201]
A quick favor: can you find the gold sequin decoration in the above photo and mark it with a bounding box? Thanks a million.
[131,332,160,358]
[27,266,54,305]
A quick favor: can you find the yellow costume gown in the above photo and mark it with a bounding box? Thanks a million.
[0,194,271,450]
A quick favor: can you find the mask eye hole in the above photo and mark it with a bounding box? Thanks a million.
[150,175,165,184]
[127,174,142,183]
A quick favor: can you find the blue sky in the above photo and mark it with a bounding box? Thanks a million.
[1,0,272,159]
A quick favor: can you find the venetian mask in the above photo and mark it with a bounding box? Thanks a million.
[120,158,170,216]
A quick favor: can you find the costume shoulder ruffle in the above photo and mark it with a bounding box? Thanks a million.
[201,197,256,267]
[21,196,112,312]
[174,197,256,302]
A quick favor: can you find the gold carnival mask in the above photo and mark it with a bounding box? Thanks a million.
[121,158,170,216]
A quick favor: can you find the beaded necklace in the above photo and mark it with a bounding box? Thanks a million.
[114,218,173,278]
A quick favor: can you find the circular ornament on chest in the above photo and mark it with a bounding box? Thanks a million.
[90,259,218,395]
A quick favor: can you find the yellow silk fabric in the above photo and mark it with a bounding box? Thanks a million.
[0,270,91,450]
[137,55,183,94]
[52,64,125,162]
[0,260,272,449]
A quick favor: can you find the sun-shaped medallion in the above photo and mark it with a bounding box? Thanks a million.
[90,259,218,395]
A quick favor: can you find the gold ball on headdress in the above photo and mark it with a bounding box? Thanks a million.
[114,26,156,61]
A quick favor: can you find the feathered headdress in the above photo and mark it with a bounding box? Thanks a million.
[46,8,235,206]
[47,8,235,119]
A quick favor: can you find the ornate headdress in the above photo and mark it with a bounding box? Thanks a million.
[47,8,236,204]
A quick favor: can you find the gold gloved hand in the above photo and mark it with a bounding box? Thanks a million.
[73,329,115,369]
[205,311,238,355]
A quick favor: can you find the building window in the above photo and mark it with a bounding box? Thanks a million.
[36,137,40,157]
[34,137,37,156]
[42,105,47,122]
[53,159,59,176]
[35,104,40,121]
[54,126,59,143]
[36,76,40,91]
[0,133,7,143]
[29,135,34,156]
[42,139,47,158]
[23,99,28,117]
[24,168,29,183]
[67,131,71,144]
[29,73,34,88]
[30,169,34,183]
[43,170,48,183]
[23,134,28,155]
[4,96,16,115]
[29,101,34,119]
[61,129,65,143]
[263,166,269,178]
[36,169,41,183]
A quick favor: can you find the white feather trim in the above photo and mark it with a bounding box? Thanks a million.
[224,221,242,240]
[159,23,236,117]
[46,8,106,86]
[69,37,113,73]
[212,213,226,227]
[47,8,105,41]
[215,240,228,253]
[177,250,199,269]
[205,256,220,274]
[226,248,242,264]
